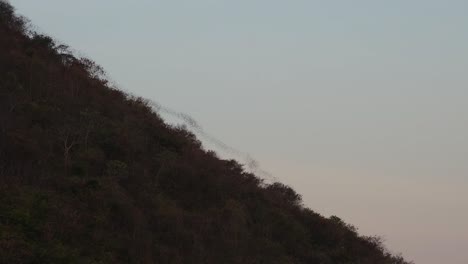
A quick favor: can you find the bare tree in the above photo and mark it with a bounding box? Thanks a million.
[59,126,80,176]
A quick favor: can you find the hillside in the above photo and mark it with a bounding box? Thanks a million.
[0,2,412,264]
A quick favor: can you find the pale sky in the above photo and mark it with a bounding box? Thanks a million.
[10,1,468,263]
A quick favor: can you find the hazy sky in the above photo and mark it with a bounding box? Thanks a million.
[10,1,468,263]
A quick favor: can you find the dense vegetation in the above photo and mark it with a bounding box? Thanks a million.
[0,2,412,264]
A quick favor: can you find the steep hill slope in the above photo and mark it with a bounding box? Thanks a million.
[0,2,412,264]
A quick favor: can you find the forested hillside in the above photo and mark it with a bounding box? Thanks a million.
[0,2,412,263]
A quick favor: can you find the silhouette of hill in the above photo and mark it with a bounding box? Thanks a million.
[0,2,412,263]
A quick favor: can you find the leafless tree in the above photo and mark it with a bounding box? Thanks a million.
[59,127,80,176]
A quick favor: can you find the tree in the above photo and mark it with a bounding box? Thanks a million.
[59,126,80,176]
[266,182,302,205]
[106,160,128,179]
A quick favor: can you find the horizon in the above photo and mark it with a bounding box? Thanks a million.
[9,1,468,263]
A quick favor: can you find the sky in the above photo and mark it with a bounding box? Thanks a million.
[9,1,468,263]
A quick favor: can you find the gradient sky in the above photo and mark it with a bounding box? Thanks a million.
[10,1,468,263]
